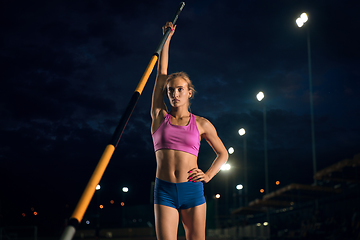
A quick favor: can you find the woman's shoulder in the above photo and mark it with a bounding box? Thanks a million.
[193,114,214,128]
[193,114,217,138]
[193,114,205,122]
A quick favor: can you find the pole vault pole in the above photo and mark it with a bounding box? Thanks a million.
[59,2,185,240]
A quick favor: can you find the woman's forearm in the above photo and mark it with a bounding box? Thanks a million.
[205,152,229,181]
[158,37,171,76]
[157,23,175,76]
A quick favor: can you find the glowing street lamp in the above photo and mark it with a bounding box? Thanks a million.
[214,194,221,228]
[238,128,246,136]
[220,161,231,213]
[238,127,248,205]
[220,163,231,171]
[296,13,308,28]
[121,186,129,227]
[256,91,269,195]
[295,12,317,184]
[95,184,101,233]
[257,91,270,224]
[236,184,244,208]
[256,91,264,102]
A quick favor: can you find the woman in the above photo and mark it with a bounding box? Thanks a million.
[151,22,228,240]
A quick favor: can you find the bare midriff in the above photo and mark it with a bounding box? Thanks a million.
[155,149,198,183]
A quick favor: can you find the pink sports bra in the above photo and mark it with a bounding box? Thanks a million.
[152,113,200,157]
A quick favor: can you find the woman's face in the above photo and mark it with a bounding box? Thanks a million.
[166,77,192,108]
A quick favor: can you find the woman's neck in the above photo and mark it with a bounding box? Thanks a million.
[170,107,190,118]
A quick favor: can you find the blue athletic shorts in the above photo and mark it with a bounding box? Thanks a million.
[154,178,206,210]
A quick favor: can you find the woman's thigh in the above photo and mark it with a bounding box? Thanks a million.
[154,204,179,240]
[180,202,206,240]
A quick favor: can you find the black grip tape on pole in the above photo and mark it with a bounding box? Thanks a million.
[154,2,185,56]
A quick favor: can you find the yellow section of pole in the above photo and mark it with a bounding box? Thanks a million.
[71,144,115,222]
[135,55,158,94]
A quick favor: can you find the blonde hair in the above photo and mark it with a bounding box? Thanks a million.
[164,72,196,99]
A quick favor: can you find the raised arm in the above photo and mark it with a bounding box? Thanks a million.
[151,22,176,127]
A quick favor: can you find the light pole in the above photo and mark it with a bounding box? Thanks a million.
[223,150,232,214]
[256,92,269,196]
[95,184,101,238]
[121,186,129,227]
[214,194,221,228]
[228,146,237,209]
[257,91,270,225]
[296,12,317,184]
[236,184,243,208]
[238,128,248,206]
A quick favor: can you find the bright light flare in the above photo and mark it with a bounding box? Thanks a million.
[122,187,129,193]
[296,18,304,27]
[260,188,265,193]
[236,184,243,190]
[256,92,265,101]
[220,163,231,171]
[228,147,234,155]
[96,184,101,190]
[296,12,308,27]
[238,128,246,136]
[215,194,221,199]
[300,13,308,23]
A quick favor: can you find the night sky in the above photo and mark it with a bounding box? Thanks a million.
[1,0,359,231]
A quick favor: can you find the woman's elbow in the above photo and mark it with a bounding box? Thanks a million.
[219,151,229,164]
[225,152,229,162]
